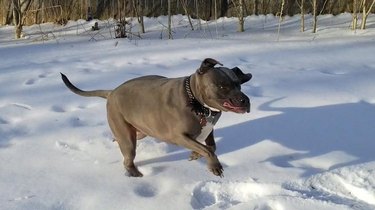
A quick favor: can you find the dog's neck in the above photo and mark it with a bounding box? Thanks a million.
[184,76,221,118]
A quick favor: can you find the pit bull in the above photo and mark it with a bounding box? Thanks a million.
[61,58,252,177]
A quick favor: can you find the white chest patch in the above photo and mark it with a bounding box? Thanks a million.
[195,112,221,142]
[196,122,214,143]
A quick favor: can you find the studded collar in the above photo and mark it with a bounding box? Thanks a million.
[184,76,221,121]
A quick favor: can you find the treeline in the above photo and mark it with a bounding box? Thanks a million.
[1,0,375,25]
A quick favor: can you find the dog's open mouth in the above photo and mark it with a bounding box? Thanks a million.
[223,101,249,113]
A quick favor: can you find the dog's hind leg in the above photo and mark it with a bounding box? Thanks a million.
[107,102,143,177]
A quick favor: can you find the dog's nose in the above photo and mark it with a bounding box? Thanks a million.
[239,97,249,106]
[232,96,250,108]
[240,96,250,113]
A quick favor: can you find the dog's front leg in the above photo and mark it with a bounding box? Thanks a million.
[189,131,216,161]
[178,134,223,177]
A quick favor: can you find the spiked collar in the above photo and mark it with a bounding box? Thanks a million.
[184,76,221,118]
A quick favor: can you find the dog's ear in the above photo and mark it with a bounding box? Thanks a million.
[197,58,223,74]
[232,67,252,84]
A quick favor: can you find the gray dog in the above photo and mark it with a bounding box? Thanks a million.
[61,58,252,177]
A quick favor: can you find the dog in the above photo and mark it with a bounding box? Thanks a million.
[61,58,252,177]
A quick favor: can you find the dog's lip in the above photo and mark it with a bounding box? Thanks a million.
[223,101,248,113]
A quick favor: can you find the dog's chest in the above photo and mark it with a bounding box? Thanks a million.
[195,114,221,142]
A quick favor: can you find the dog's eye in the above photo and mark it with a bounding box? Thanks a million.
[219,85,229,91]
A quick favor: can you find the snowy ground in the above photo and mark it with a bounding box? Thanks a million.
[0,14,375,210]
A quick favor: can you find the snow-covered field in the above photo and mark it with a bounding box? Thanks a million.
[1,14,375,210]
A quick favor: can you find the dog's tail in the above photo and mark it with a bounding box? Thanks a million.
[60,73,111,99]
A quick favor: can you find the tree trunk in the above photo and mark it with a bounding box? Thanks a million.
[41,0,45,23]
[214,0,217,20]
[1,1,4,25]
[195,0,201,29]
[12,0,31,39]
[5,1,13,25]
[139,1,145,33]
[312,0,317,33]
[299,0,305,32]
[220,0,228,17]
[132,0,145,34]
[168,0,172,39]
[238,0,244,32]
[12,0,22,39]
[253,0,259,15]
[277,0,285,40]
[352,0,358,30]
[361,0,367,30]
[361,0,375,30]
[181,0,194,30]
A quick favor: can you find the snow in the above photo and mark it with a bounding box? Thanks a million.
[1,14,375,210]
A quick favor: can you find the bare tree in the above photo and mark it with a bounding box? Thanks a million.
[4,0,375,35]
[253,0,259,15]
[181,0,194,30]
[277,0,285,40]
[360,0,375,29]
[138,0,145,33]
[1,0,5,24]
[232,0,245,32]
[352,0,359,30]
[239,0,245,32]
[132,0,145,33]
[168,0,172,39]
[214,0,218,21]
[195,0,201,30]
[297,0,305,32]
[12,0,32,39]
[311,0,317,33]
[2,0,14,25]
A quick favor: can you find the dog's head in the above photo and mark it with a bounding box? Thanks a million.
[194,58,252,113]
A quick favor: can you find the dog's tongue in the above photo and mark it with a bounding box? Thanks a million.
[223,101,247,113]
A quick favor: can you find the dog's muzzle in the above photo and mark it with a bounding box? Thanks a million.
[223,95,250,113]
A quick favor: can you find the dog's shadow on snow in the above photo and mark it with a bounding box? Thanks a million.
[137,98,375,177]
[216,98,375,177]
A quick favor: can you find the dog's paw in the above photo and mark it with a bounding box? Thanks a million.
[189,151,202,161]
[210,165,224,178]
[208,162,224,178]
[126,167,144,177]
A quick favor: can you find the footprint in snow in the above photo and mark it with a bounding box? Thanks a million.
[38,73,48,78]
[55,141,81,151]
[238,57,250,63]
[191,180,287,210]
[133,182,157,198]
[50,104,90,113]
[23,71,52,85]
[51,105,66,113]
[69,117,88,127]
[0,117,9,124]
[24,78,36,85]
